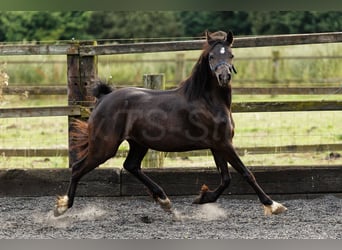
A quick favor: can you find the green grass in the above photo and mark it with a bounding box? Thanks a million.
[233,111,342,147]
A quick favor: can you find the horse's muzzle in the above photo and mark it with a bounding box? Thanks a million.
[215,64,233,87]
[217,72,231,87]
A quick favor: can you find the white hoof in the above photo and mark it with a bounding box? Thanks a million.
[157,197,172,212]
[263,200,287,216]
[54,195,69,217]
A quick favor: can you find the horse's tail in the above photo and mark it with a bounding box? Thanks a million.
[70,83,113,161]
[70,119,89,161]
[92,82,113,99]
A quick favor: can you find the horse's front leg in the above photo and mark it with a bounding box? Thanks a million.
[224,145,287,215]
[193,149,231,204]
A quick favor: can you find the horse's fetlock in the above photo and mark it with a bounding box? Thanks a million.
[222,177,231,186]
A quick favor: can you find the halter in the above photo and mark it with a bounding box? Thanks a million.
[208,41,237,74]
[210,61,237,74]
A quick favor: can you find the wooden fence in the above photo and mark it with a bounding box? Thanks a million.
[0,32,342,165]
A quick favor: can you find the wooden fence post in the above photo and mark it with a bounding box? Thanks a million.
[175,53,185,84]
[271,50,280,84]
[67,41,98,167]
[142,74,165,168]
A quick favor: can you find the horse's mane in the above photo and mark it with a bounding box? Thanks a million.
[181,45,211,102]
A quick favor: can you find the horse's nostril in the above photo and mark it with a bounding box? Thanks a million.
[219,74,231,81]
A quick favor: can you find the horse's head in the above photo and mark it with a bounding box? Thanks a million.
[206,30,237,87]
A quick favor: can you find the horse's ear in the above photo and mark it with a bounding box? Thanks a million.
[205,30,216,45]
[205,30,212,43]
[226,30,234,45]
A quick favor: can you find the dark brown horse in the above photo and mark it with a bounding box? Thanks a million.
[54,30,287,217]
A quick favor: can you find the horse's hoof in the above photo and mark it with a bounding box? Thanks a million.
[54,195,69,217]
[157,197,172,212]
[192,196,202,204]
[193,184,210,204]
[263,201,287,216]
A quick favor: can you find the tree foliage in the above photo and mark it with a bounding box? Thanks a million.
[249,11,342,35]
[86,11,184,41]
[177,11,252,37]
[0,11,92,42]
[0,11,341,42]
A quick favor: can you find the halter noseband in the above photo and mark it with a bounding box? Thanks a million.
[210,61,237,74]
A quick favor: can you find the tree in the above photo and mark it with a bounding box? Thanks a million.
[177,11,213,37]
[0,11,92,42]
[54,12,93,41]
[215,11,252,36]
[249,11,291,35]
[177,11,253,37]
[0,11,341,43]
[86,11,184,42]
[249,11,342,35]
[0,12,32,42]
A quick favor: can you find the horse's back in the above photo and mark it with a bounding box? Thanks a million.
[96,87,183,113]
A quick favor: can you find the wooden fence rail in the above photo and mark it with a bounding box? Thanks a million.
[80,32,342,56]
[1,32,342,56]
[1,143,342,158]
[0,100,341,119]
[2,86,342,96]
[3,54,342,65]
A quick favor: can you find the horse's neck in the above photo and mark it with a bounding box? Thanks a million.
[209,82,233,109]
[179,74,233,108]
[226,85,233,108]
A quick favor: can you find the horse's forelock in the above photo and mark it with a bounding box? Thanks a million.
[206,30,233,48]
[209,31,227,41]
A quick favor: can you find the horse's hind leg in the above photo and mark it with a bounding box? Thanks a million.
[54,141,121,217]
[54,155,89,216]
[123,140,172,212]
[193,149,231,204]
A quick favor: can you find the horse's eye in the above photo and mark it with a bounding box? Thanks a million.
[209,55,214,60]
[230,54,234,59]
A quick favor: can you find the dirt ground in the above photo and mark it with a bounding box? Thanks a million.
[0,194,341,239]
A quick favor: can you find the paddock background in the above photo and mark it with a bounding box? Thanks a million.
[0,32,341,196]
